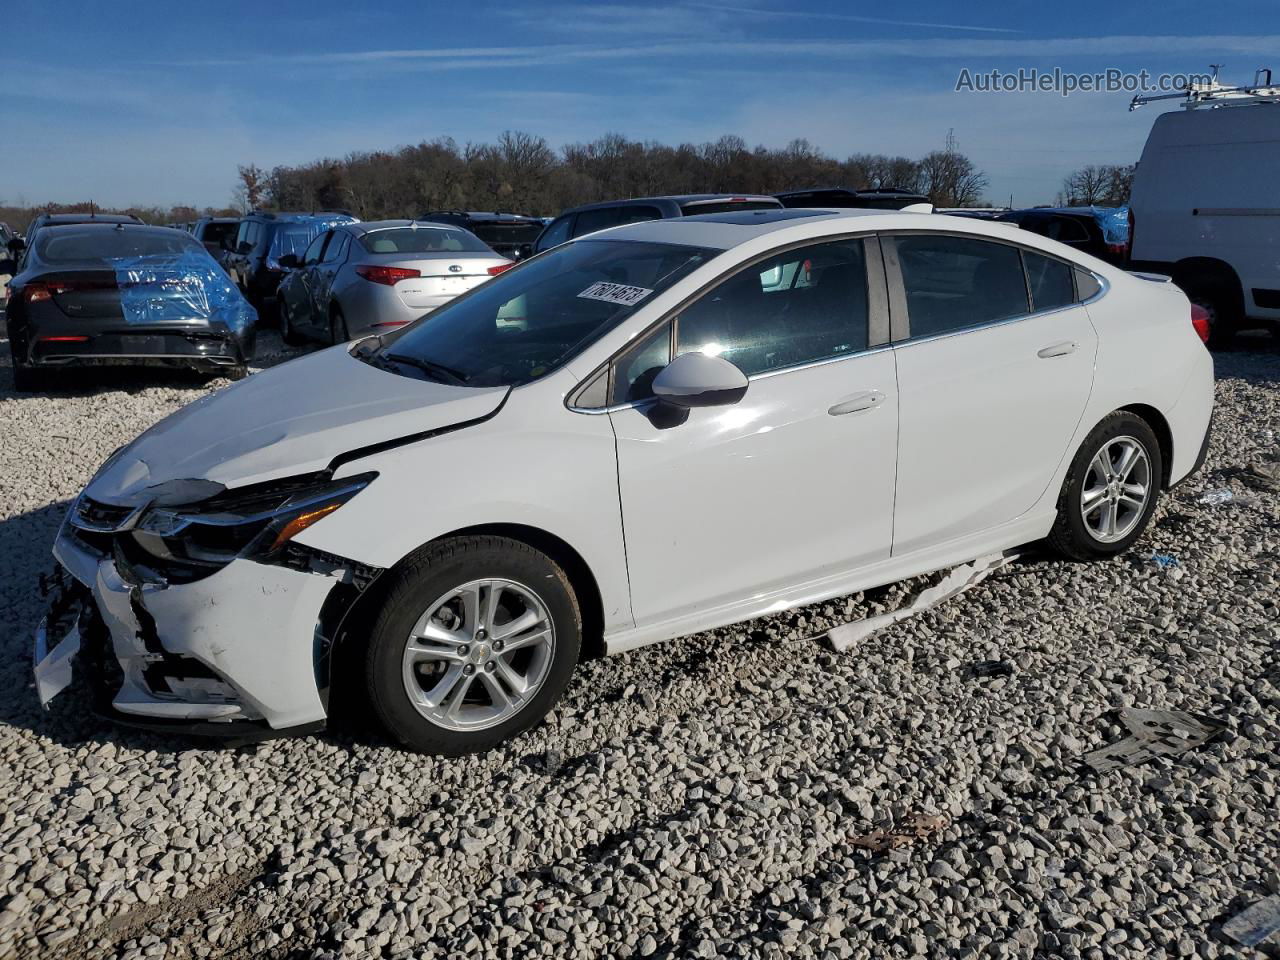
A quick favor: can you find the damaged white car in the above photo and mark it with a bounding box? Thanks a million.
[35,208,1215,754]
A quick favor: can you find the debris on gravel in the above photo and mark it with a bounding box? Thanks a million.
[1,333,1278,959]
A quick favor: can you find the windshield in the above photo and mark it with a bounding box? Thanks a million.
[38,228,201,262]
[368,239,716,388]
[360,227,490,254]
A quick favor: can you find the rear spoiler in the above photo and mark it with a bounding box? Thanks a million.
[1127,271,1173,283]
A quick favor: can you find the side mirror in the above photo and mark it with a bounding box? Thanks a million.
[6,237,25,256]
[652,351,748,408]
[0,258,15,276]
[277,253,300,269]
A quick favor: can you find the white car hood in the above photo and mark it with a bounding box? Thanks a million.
[86,345,508,501]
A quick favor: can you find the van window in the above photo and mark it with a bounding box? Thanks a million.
[895,235,1029,338]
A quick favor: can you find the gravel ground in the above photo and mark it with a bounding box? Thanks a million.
[0,332,1277,960]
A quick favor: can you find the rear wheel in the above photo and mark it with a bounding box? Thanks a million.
[1181,278,1242,350]
[364,536,581,755]
[1048,411,1163,561]
[280,300,305,346]
[329,306,349,345]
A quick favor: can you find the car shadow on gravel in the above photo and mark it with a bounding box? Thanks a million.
[0,330,311,397]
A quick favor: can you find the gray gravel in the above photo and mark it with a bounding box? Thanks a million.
[0,331,1277,960]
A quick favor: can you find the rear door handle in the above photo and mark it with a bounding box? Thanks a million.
[1037,340,1078,359]
[828,390,885,416]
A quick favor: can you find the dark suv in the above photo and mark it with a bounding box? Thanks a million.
[222,211,358,310]
[533,194,782,255]
[416,211,545,260]
[992,207,1129,266]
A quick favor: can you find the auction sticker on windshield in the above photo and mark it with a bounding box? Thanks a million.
[577,281,654,307]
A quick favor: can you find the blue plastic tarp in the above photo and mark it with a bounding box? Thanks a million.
[113,248,256,335]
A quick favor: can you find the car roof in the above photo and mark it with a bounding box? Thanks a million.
[36,222,193,238]
[557,194,780,217]
[349,219,471,235]
[419,211,542,223]
[35,213,141,225]
[583,208,1040,251]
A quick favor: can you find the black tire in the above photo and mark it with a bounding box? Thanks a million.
[280,300,305,346]
[1048,411,1163,562]
[364,535,581,755]
[11,362,45,392]
[1184,282,1240,350]
[329,306,348,345]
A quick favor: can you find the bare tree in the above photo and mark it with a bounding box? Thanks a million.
[919,151,988,207]
[1058,164,1134,206]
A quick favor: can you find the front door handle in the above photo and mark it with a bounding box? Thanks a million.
[1037,340,1078,359]
[828,390,885,416]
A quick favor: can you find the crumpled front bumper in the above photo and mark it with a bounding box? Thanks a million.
[34,524,371,739]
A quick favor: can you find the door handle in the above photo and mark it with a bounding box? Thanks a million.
[1037,340,1078,359]
[828,390,885,416]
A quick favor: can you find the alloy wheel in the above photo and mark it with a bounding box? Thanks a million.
[401,579,556,732]
[1079,435,1151,543]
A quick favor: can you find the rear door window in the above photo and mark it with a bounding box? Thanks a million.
[893,235,1029,339]
[322,232,349,263]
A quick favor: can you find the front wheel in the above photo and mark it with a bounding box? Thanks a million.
[1047,411,1163,561]
[364,536,582,755]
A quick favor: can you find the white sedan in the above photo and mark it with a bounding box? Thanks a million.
[35,209,1214,754]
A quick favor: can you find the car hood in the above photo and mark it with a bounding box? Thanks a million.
[86,345,508,501]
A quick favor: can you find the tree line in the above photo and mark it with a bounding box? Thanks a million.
[236,131,992,219]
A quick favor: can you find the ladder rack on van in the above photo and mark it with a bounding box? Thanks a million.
[1130,67,1280,111]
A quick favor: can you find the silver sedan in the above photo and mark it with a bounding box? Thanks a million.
[276,220,512,344]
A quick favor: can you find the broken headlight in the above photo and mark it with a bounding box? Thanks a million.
[130,473,376,570]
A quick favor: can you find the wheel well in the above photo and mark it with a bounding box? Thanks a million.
[1172,257,1243,300]
[422,523,606,661]
[1119,403,1174,488]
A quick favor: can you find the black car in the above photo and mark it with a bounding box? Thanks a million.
[774,186,930,210]
[222,211,358,312]
[3,223,257,390]
[533,194,782,255]
[991,207,1129,266]
[416,211,545,261]
[13,212,144,264]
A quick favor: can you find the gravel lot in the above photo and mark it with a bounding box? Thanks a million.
[0,332,1277,960]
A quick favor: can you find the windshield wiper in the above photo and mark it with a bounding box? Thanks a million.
[385,353,469,385]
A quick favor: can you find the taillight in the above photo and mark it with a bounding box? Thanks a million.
[24,283,52,304]
[38,335,90,343]
[1190,303,1211,344]
[487,263,513,276]
[355,265,421,286]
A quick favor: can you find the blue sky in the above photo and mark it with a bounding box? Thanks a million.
[3,0,1276,209]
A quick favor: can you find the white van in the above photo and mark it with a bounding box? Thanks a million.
[1128,72,1280,346]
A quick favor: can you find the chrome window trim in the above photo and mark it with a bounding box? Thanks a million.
[569,342,897,414]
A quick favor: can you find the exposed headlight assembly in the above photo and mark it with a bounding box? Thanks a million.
[130,473,376,571]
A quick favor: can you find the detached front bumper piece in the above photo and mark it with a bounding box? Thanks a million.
[34,525,377,741]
